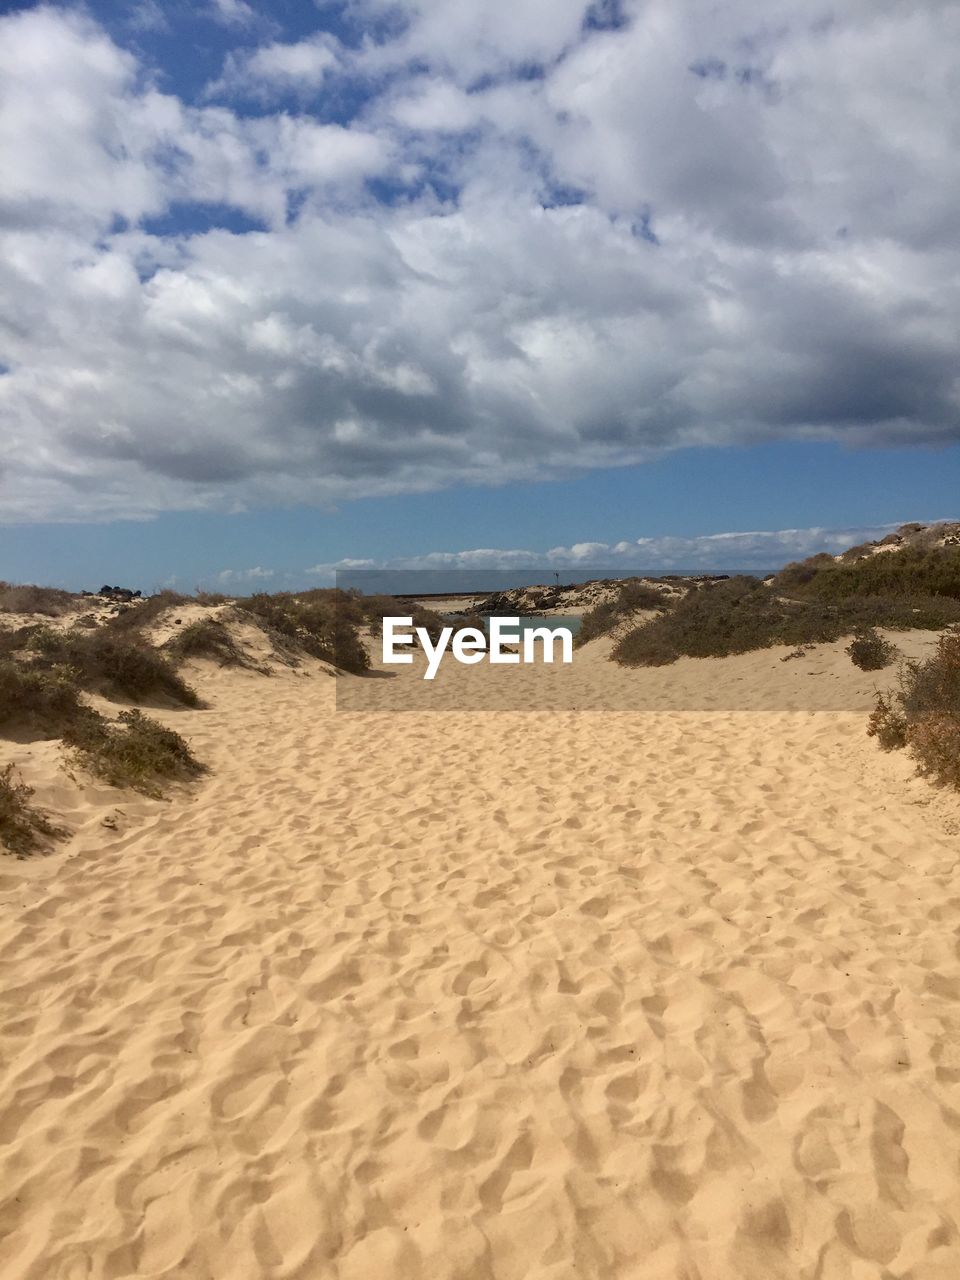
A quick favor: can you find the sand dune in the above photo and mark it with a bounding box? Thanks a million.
[2,641,960,1278]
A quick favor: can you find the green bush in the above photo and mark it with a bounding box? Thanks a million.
[0,764,68,856]
[867,693,909,750]
[66,710,207,797]
[611,577,960,667]
[867,633,960,788]
[25,627,201,706]
[163,618,250,668]
[0,660,99,738]
[236,591,370,673]
[774,545,960,603]
[576,581,671,647]
[846,629,897,671]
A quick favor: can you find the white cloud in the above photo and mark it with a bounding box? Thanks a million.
[217,565,276,582]
[293,522,928,584]
[210,0,258,28]
[209,34,341,98]
[1,3,959,523]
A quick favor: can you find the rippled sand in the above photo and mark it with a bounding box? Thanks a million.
[2,638,959,1279]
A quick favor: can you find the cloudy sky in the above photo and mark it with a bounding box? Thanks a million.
[1,0,958,587]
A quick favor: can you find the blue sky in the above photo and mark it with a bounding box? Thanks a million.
[1,1,958,588]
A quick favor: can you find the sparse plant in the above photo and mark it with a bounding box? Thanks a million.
[611,576,960,667]
[235,590,370,673]
[867,633,960,788]
[867,692,909,750]
[65,710,207,797]
[0,764,68,856]
[576,580,671,646]
[25,627,201,706]
[104,590,190,633]
[164,618,249,667]
[0,660,99,738]
[847,629,897,671]
[0,583,81,617]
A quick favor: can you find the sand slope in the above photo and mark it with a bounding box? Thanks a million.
[2,644,960,1279]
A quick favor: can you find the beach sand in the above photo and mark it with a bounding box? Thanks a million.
[2,637,960,1278]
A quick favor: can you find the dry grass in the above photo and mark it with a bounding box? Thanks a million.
[66,710,207,798]
[0,660,98,738]
[0,583,81,617]
[774,544,960,602]
[26,627,201,706]
[846,629,898,671]
[612,577,960,667]
[235,591,370,673]
[104,590,191,633]
[0,764,69,856]
[868,632,960,789]
[163,618,254,668]
[576,581,672,646]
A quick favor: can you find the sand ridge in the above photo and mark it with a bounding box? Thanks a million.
[1,645,960,1278]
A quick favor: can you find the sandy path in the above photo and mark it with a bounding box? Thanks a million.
[2,649,960,1279]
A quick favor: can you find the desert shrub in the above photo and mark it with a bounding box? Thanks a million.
[0,624,45,657]
[839,541,879,563]
[0,764,68,856]
[867,633,960,788]
[908,714,960,789]
[0,660,99,737]
[0,584,80,617]
[194,591,229,605]
[867,692,909,750]
[66,710,207,797]
[847,629,897,671]
[612,577,960,667]
[104,590,190,633]
[577,580,671,646]
[25,628,201,706]
[236,591,370,673]
[353,594,449,644]
[164,618,249,667]
[773,545,960,603]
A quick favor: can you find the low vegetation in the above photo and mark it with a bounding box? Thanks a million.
[235,590,370,674]
[0,764,68,856]
[233,588,442,673]
[25,627,201,706]
[611,576,960,667]
[0,656,204,798]
[351,593,449,644]
[0,582,80,617]
[65,710,207,797]
[774,544,960,603]
[0,660,98,738]
[575,581,672,647]
[846,629,898,671]
[103,589,190,633]
[163,617,254,669]
[868,633,960,789]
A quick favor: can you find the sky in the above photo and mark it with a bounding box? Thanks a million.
[0,0,958,589]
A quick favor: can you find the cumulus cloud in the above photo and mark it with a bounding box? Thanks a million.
[209,0,258,28]
[216,565,276,582]
[208,34,342,99]
[0,2,958,523]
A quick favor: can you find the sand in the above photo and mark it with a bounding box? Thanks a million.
[2,636,960,1279]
